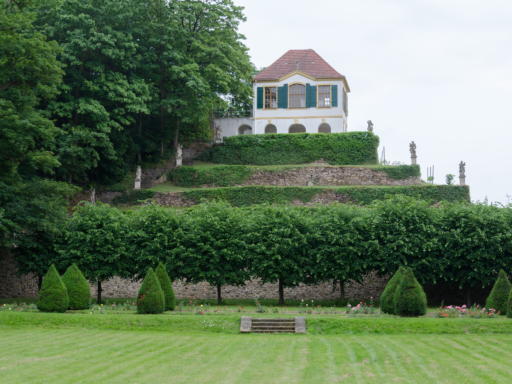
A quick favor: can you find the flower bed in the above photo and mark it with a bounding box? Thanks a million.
[430,304,501,318]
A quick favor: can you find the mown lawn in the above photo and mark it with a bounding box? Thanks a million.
[1,328,512,383]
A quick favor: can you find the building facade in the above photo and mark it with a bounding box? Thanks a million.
[214,49,350,138]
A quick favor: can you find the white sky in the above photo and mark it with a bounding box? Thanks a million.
[236,0,512,204]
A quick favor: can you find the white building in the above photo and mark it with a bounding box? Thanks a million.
[214,49,350,138]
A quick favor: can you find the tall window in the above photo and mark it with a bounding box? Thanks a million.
[318,85,331,108]
[264,87,277,109]
[288,84,306,108]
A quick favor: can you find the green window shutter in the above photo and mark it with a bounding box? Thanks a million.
[332,85,338,107]
[306,84,311,108]
[310,86,317,108]
[278,87,284,108]
[257,87,263,109]
[283,84,288,109]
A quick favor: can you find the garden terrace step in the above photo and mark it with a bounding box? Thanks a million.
[240,317,306,334]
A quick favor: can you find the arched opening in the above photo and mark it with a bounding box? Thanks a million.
[238,125,252,135]
[318,123,331,133]
[289,124,306,133]
[265,124,277,134]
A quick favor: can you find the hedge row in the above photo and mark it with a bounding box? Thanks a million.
[167,164,421,188]
[112,190,155,205]
[178,185,470,207]
[197,132,380,165]
[36,197,512,306]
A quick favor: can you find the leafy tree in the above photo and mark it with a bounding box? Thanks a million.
[137,267,165,314]
[380,267,406,315]
[37,264,69,313]
[57,203,135,303]
[155,262,175,311]
[61,263,91,310]
[170,201,251,305]
[393,268,427,317]
[485,270,512,315]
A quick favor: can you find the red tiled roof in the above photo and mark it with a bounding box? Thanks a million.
[253,49,345,82]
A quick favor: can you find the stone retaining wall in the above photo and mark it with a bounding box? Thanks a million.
[238,167,421,187]
[0,250,388,301]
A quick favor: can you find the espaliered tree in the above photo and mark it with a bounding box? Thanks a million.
[62,264,91,310]
[393,268,427,317]
[485,270,512,315]
[170,201,251,305]
[37,264,69,313]
[380,267,406,314]
[56,203,135,304]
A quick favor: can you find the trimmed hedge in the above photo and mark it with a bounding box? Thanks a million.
[112,190,155,205]
[179,185,470,207]
[485,270,512,315]
[168,164,421,188]
[155,262,175,311]
[137,268,165,314]
[37,265,69,313]
[61,264,91,310]
[380,267,406,314]
[394,268,427,317]
[197,132,379,165]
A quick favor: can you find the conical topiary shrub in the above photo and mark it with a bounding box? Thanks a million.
[155,262,175,311]
[393,268,427,317]
[62,264,91,310]
[137,268,165,314]
[485,270,512,315]
[380,267,406,314]
[507,288,512,319]
[37,265,69,313]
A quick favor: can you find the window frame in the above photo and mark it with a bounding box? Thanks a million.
[263,86,278,110]
[317,84,332,109]
[287,82,307,109]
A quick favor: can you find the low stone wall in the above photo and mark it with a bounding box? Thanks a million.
[0,250,388,301]
[240,167,421,187]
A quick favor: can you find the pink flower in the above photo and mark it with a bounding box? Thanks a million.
[306,304,308,307]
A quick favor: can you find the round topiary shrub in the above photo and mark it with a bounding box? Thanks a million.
[62,264,91,310]
[37,265,69,313]
[155,262,175,311]
[137,268,165,314]
[485,270,512,315]
[380,267,406,315]
[393,268,427,317]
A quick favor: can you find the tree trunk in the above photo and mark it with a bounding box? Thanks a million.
[37,274,43,292]
[173,119,180,152]
[340,279,345,301]
[278,278,285,305]
[138,113,142,162]
[68,172,72,184]
[467,286,471,308]
[97,281,102,304]
[217,283,222,305]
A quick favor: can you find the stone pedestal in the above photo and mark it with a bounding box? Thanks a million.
[176,157,182,167]
[240,317,252,333]
[134,180,141,190]
[459,177,466,186]
[295,317,306,334]
[411,156,417,165]
[215,139,222,144]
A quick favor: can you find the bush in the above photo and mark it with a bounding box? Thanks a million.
[61,264,91,310]
[137,268,165,314]
[155,262,175,311]
[508,289,512,319]
[485,270,512,315]
[394,268,427,317]
[168,165,254,188]
[37,265,69,313]
[197,132,379,165]
[380,267,406,314]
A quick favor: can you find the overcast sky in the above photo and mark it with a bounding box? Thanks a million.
[236,0,512,204]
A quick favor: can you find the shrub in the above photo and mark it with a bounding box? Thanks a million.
[197,132,380,165]
[37,265,69,313]
[393,268,427,317]
[155,262,175,311]
[485,270,512,315]
[61,264,91,310]
[137,268,165,314]
[168,165,254,187]
[508,289,512,319]
[112,189,155,205]
[380,267,406,314]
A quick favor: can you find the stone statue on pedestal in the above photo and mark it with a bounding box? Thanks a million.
[176,144,183,166]
[409,142,417,165]
[90,189,96,205]
[215,126,222,143]
[134,166,142,189]
[459,161,466,178]
[367,120,373,132]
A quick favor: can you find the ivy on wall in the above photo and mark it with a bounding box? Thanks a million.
[197,132,380,165]
[178,185,470,207]
[168,164,421,188]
